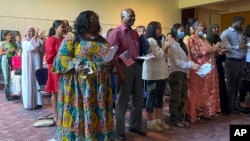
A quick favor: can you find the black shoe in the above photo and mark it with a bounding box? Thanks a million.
[116,133,126,140]
[231,110,241,114]
[34,105,42,109]
[128,128,146,136]
[221,112,231,116]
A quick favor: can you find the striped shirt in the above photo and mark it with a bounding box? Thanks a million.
[108,24,140,73]
[220,27,245,59]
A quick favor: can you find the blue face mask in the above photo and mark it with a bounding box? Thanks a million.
[198,31,204,37]
[177,31,185,39]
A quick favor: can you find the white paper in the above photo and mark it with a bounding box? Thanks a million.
[104,45,118,62]
[196,63,214,77]
[136,53,155,60]
[246,48,250,62]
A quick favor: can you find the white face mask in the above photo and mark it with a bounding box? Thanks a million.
[198,30,204,37]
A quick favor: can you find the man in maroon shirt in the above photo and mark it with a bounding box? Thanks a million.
[108,8,146,140]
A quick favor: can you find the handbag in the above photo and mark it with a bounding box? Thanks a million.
[14,69,21,75]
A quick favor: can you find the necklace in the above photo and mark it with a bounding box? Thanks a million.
[84,32,97,39]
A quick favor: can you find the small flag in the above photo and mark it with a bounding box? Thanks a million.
[119,51,135,67]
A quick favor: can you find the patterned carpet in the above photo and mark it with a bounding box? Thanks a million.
[0,91,56,141]
[0,91,250,141]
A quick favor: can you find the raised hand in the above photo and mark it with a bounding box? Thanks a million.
[162,38,174,54]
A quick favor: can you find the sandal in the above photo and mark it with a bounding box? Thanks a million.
[182,121,190,127]
[202,115,215,120]
[195,117,204,124]
[175,122,185,127]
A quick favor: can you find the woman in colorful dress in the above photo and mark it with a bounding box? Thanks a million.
[185,21,221,123]
[52,10,114,141]
[0,31,16,88]
[45,20,66,122]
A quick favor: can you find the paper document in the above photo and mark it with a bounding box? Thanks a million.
[246,48,250,62]
[136,53,155,60]
[196,63,214,77]
[104,45,118,62]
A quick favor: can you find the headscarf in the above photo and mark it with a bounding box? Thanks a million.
[22,26,35,42]
[206,24,221,45]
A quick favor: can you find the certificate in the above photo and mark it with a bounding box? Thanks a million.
[104,45,118,62]
[196,63,214,77]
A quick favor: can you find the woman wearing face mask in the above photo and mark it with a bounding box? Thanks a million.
[185,21,222,123]
[168,23,199,127]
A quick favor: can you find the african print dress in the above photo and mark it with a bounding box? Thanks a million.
[52,33,115,141]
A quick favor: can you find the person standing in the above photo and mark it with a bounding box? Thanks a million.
[45,20,66,123]
[185,21,221,123]
[108,8,146,140]
[143,21,171,132]
[239,24,250,110]
[168,23,198,127]
[52,11,114,140]
[206,24,230,115]
[22,26,45,109]
[220,16,246,114]
[15,34,22,49]
[0,31,16,87]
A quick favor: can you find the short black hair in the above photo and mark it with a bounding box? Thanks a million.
[185,17,197,36]
[4,31,12,37]
[232,16,245,23]
[73,10,100,34]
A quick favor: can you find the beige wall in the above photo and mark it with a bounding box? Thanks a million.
[179,0,227,9]
[196,10,221,29]
[0,0,181,38]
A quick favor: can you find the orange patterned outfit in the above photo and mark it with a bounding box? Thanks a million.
[185,35,220,123]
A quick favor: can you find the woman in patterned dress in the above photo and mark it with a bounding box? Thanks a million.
[52,11,114,141]
[185,21,221,123]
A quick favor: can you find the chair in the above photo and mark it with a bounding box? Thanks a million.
[34,68,52,113]
[34,68,55,127]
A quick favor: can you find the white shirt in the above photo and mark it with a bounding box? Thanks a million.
[168,40,192,76]
[142,38,168,80]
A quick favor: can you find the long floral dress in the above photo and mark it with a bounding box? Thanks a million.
[185,35,220,123]
[52,33,115,141]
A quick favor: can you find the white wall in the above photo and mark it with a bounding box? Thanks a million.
[0,0,181,38]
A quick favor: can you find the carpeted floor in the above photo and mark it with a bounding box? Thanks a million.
[0,91,249,141]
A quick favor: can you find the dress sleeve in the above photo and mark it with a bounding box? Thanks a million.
[52,33,80,73]
[45,38,57,64]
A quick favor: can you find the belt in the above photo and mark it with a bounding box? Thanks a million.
[226,58,244,62]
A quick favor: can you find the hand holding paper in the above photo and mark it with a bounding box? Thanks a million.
[196,63,214,77]
[104,45,118,62]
